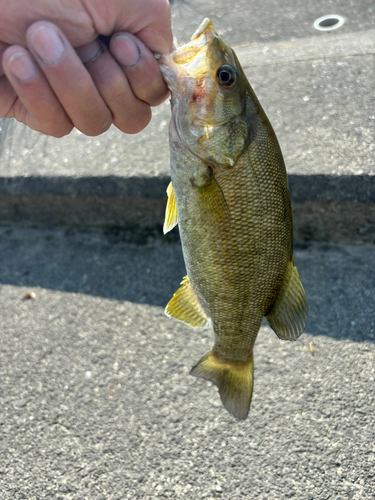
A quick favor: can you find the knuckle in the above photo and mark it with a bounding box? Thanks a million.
[51,124,74,138]
[115,108,151,134]
[39,121,73,138]
[78,118,112,136]
[155,0,171,18]
[140,85,169,106]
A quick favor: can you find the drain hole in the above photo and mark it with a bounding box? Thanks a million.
[319,18,339,27]
[313,15,345,31]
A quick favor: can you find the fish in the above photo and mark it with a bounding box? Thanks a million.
[159,18,308,420]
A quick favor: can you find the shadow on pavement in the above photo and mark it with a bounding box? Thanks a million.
[0,226,374,343]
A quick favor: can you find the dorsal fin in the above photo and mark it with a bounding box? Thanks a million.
[163,182,178,234]
[165,276,210,328]
[266,258,308,340]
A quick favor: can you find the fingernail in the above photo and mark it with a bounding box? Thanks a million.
[76,40,103,65]
[113,35,141,67]
[8,52,37,82]
[30,26,65,64]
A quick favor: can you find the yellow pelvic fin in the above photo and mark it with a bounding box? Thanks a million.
[190,349,254,420]
[165,276,210,328]
[266,258,308,340]
[163,182,178,234]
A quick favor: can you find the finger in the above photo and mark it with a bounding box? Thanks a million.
[76,40,151,134]
[0,75,17,119]
[110,32,169,107]
[112,0,173,55]
[26,21,112,136]
[0,42,10,77]
[2,45,73,136]
[0,43,16,118]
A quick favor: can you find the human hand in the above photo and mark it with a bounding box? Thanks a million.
[0,0,172,137]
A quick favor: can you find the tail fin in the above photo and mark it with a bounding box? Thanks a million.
[190,349,254,420]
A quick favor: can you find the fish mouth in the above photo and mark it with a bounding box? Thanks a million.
[159,18,216,81]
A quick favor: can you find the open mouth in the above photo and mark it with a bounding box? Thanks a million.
[159,18,215,75]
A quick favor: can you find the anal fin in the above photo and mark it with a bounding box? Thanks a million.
[165,276,209,328]
[163,182,178,234]
[266,258,308,340]
[190,349,254,420]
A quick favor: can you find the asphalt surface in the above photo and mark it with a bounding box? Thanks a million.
[0,226,374,500]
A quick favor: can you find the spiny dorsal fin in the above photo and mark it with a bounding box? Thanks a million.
[165,275,209,328]
[163,182,178,234]
[266,258,308,340]
[190,349,254,420]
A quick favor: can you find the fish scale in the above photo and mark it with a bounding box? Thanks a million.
[159,19,307,420]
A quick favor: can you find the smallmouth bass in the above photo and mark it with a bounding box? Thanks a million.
[159,19,308,420]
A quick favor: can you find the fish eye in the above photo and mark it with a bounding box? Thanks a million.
[216,65,237,87]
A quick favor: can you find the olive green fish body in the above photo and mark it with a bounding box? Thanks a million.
[160,19,307,420]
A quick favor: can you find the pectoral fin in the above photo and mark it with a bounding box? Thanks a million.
[165,276,210,328]
[190,349,254,420]
[266,258,308,340]
[163,182,178,234]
